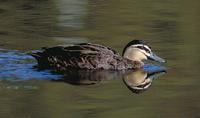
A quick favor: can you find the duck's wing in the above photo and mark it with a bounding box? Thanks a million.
[31,43,120,70]
[43,43,118,58]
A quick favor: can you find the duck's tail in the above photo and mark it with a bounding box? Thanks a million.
[28,51,42,60]
[28,51,51,69]
[28,50,43,62]
[28,47,48,59]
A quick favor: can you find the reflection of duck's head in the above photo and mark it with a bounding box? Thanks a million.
[123,40,166,63]
[123,69,166,94]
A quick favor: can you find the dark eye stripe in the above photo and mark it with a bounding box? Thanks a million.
[137,46,151,53]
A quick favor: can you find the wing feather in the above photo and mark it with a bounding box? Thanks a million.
[33,43,119,70]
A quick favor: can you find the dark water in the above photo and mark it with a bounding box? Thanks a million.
[0,0,200,118]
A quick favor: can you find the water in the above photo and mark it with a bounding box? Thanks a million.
[0,0,200,118]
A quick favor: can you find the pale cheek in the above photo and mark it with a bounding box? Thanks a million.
[137,53,147,60]
[142,54,148,60]
[128,52,147,61]
[123,48,147,61]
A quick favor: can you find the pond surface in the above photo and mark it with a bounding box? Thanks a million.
[0,0,200,118]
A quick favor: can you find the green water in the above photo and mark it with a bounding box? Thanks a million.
[0,0,200,118]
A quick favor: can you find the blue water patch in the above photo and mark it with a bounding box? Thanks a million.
[0,49,63,81]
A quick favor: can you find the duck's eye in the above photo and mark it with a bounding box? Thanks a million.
[137,46,144,50]
[144,47,151,53]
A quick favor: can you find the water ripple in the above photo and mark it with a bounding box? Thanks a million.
[0,49,63,81]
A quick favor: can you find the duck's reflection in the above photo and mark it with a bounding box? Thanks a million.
[52,70,120,85]
[123,70,166,94]
[53,68,166,93]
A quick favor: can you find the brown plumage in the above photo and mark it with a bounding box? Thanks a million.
[31,43,143,71]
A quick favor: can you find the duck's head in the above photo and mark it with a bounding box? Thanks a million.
[122,40,166,63]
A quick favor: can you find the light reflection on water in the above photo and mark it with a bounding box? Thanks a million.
[0,0,200,118]
[55,0,87,29]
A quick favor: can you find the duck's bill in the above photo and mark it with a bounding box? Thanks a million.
[148,53,166,63]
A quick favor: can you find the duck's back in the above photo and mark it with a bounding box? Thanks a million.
[31,43,140,71]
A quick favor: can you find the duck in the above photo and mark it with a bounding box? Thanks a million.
[31,40,165,71]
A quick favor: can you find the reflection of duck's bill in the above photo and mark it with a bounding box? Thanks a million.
[143,64,167,73]
[147,71,166,80]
